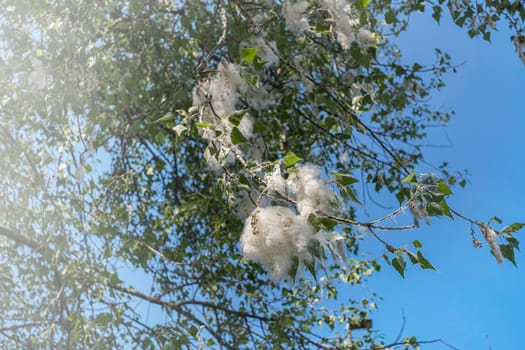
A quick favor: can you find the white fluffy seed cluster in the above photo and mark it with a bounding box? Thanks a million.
[192,56,280,173]
[192,62,254,173]
[289,164,341,218]
[321,0,374,49]
[409,200,430,227]
[479,224,504,264]
[239,164,342,281]
[282,0,310,32]
[282,0,377,49]
[240,206,316,281]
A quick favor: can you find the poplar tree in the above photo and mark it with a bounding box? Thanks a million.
[0,0,522,348]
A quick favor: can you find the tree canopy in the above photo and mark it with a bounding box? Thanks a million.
[0,0,523,348]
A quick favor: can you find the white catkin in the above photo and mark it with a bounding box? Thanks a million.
[240,206,316,281]
[239,164,346,281]
[479,224,504,264]
[289,163,340,217]
[265,164,287,195]
[246,85,277,110]
[321,0,377,49]
[192,62,257,173]
[321,0,357,49]
[282,0,310,32]
[409,200,430,227]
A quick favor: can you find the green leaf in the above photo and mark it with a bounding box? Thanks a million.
[283,151,303,167]
[440,199,453,218]
[412,240,422,248]
[238,174,250,186]
[455,15,467,27]
[501,222,525,234]
[332,171,359,186]
[489,216,503,224]
[356,0,372,9]
[406,336,418,345]
[304,260,318,282]
[385,10,397,24]
[406,251,419,264]
[437,181,453,196]
[230,127,248,145]
[432,5,442,23]
[392,257,406,278]
[505,236,520,250]
[395,187,411,204]
[426,201,443,216]
[416,251,436,270]
[313,24,331,34]
[188,325,199,337]
[152,112,176,124]
[350,45,371,69]
[309,215,339,231]
[94,312,113,326]
[109,272,122,285]
[340,186,362,204]
[402,169,416,183]
[241,47,259,63]
[228,109,248,126]
[499,244,517,267]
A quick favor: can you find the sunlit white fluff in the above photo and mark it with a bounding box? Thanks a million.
[288,164,340,217]
[265,164,287,195]
[321,0,377,49]
[240,206,316,281]
[192,62,254,173]
[479,224,504,264]
[283,0,310,32]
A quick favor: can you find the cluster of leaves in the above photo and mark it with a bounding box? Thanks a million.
[0,0,522,349]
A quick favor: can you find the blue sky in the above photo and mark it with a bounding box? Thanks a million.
[364,11,525,349]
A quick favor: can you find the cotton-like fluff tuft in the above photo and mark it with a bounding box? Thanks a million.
[192,62,246,123]
[409,200,430,227]
[357,28,375,44]
[246,85,277,110]
[207,62,246,118]
[233,190,256,220]
[321,0,376,50]
[321,0,357,49]
[240,206,316,281]
[479,224,504,264]
[265,164,287,195]
[248,134,266,162]
[282,0,310,32]
[192,80,209,107]
[192,62,254,173]
[289,164,340,217]
[238,113,254,140]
